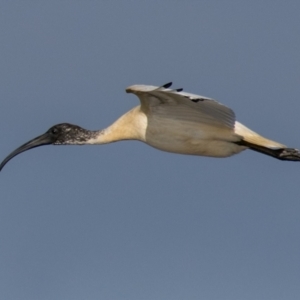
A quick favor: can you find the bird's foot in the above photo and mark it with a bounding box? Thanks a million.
[278,148,300,161]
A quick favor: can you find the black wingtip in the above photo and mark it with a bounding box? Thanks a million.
[175,88,183,92]
[162,82,172,89]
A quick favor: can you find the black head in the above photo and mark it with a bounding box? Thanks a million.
[46,123,97,145]
[0,123,97,171]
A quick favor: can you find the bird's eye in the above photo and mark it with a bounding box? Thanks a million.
[51,128,58,134]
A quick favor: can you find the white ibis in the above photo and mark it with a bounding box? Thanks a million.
[1,82,299,171]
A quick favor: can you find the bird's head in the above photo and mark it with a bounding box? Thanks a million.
[0,123,97,171]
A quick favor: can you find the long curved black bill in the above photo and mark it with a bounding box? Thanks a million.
[0,133,54,171]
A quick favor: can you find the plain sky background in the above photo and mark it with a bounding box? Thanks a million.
[0,2,300,300]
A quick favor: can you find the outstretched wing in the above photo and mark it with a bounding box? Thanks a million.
[126,82,236,129]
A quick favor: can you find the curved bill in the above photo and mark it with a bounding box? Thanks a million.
[0,133,54,171]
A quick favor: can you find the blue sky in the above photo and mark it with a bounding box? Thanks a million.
[0,2,300,300]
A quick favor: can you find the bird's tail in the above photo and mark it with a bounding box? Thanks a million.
[234,121,300,161]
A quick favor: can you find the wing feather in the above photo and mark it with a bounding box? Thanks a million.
[126,83,236,129]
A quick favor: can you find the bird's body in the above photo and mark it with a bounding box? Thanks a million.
[89,84,285,158]
[0,82,299,171]
[93,101,243,158]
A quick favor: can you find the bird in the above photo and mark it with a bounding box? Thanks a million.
[1,82,300,171]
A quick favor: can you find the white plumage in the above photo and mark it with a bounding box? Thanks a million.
[91,83,287,159]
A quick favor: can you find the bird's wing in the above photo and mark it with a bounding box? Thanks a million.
[126,82,235,129]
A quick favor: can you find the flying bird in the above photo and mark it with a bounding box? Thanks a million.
[1,82,299,171]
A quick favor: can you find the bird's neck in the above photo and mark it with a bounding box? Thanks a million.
[88,106,147,145]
